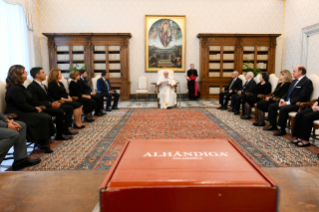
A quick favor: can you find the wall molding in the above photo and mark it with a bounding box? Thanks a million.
[300,22,319,67]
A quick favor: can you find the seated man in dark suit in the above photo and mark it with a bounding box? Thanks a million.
[229,72,256,115]
[264,66,313,136]
[97,71,120,112]
[218,71,242,110]
[0,112,41,170]
[28,67,78,141]
[78,70,105,116]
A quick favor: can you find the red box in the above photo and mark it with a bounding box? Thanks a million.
[100,139,278,212]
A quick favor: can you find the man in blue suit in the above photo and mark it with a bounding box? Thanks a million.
[97,71,120,111]
[264,66,313,136]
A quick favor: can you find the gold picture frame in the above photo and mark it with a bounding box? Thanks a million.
[145,15,186,72]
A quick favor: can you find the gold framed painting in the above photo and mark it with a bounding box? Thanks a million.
[145,15,186,72]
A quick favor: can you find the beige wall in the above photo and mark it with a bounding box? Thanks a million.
[282,0,319,75]
[38,0,284,94]
[30,0,42,67]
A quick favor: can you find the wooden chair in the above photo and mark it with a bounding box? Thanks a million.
[288,74,319,135]
[136,76,148,101]
[23,78,32,88]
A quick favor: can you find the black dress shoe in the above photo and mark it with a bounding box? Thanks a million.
[221,107,228,110]
[256,122,266,126]
[94,112,104,116]
[263,125,278,131]
[34,143,54,153]
[112,106,119,110]
[84,117,94,122]
[63,130,78,135]
[234,111,240,115]
[73,124,85,129]
[228,109,234,112]
[55,135,72,140]
[106,108,112,112]
[273,130,286,136]
[240,115,251,119]
[12,157,41,171]
[217,106,224,110]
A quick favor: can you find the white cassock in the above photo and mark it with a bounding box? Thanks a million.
[157,76,177,109]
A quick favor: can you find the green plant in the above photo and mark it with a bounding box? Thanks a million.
[243,57,261,77]
[69,64,87,72]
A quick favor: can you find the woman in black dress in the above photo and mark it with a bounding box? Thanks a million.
[185,64,200,100]
[47,69,85,129]
[291,98,319,147]
[253,70,292,126]
[5,65,55,153]
[68,71,95,122]
[241,72,272,120]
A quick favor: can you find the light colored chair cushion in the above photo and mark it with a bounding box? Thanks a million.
[0,80,6,114]
[136,90,148,93]
[238,75,246,86]
[288,112,297,118]
[59,77,69,94]
[269,74,279,93]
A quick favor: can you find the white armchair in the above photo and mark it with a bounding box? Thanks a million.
[136,76,148,101]
[59,76,69,94]
[0,80,6,114]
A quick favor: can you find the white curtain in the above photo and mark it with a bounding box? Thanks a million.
[0,0,31,82]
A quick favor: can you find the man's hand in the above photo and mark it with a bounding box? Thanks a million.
[229,90,232,93]
[109,90,115,94]
[91,92,96,95]
[222,88,225,92]
[52,101,61,109]
[312,102,319,111]
[83,95,91,99]
[279,100,287,107]
[7,120,20,131]
[35,106,42,113]
[238,91,242,95]
[265,96,270,101]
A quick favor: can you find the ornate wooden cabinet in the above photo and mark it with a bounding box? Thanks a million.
[197,34,281,99]
[43,33,132,100]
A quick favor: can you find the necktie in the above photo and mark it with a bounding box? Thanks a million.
[229,79,236,90]
[41,84,47,94]
[242,81,248,92]
[285,80,298,101]
[105,80,111,91]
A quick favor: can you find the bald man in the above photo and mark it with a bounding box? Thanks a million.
[264,66,313,136]
[218,71,242,110]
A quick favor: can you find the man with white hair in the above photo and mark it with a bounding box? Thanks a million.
[157,70,177,109]
[218,71,242,110]
[229,72,256,115]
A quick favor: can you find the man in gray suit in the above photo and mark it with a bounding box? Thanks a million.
[0,112,41,170]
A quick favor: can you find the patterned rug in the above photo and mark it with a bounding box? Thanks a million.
[22,108,319,171]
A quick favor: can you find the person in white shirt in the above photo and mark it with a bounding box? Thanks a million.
[157,71,177,109]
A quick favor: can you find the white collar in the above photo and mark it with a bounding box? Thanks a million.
[34,79,43,86]
[297,75,305,81]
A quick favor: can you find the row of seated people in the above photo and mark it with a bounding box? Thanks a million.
[0,65,120,170]
[219,65,317,148]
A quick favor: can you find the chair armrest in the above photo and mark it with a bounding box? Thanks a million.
[297,99,318,109]
[245,92,252,96]
[151,82,157,86]
[5,113,18,120]
[257,93,272,100]
[273,97,281,102]
[71,96,79,101]
[39,105,47,111]
[58,100,65,104]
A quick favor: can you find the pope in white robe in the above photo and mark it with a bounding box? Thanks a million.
[157,71,177,109]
